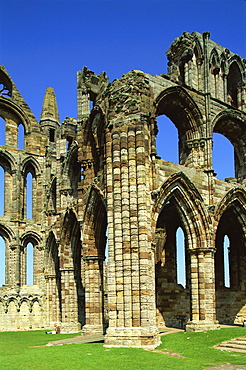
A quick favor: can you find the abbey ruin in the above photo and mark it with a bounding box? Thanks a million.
[0,32,245,349]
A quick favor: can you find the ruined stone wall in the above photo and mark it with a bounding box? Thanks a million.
[0,32,245,348]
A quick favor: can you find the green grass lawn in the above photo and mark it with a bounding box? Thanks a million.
[0,327,246,369]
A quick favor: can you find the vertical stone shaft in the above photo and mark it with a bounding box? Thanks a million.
[187,248,217,331]
[189,250,200,322]
[105,117,160,348]
[60,268,80,332]
[83,257,104,334]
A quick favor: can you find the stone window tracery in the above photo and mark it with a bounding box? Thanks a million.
[0,83,11,98]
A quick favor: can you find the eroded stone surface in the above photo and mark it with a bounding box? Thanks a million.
[0,31,245,348]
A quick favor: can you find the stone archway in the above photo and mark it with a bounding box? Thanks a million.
[214,187,246,325]
[44,231,62,325]
[82,186,107,335]
[59,209,83,333]
[152,172,218,332]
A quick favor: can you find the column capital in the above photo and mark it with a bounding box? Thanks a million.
[188,247,216,256]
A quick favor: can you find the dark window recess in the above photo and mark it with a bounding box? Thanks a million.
[49,129,55,142]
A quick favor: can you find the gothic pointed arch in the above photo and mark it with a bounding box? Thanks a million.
[0,67,12,97]
[156,86,203,135]
[214,187,246,323]
[0,224,15,286]
[82,185,107,334]
[214,186,246,232]
[0,150,16,172]
[19,231,43,286]
[83,185,107,258]
[79,104,106,185]
[226,56,244,108]
[45,230,59,271]
[61,143,80,197]
[20,231,42,249]
[212,110,246,181]
[228,55,245,78]
[194,38,203,60]
[21,156,40,177]
[60,208,82,265]
[209,48,220,70]
[44,230,62,323]
[0,223,14,243]
[152,172,211,250]
[0,98,31,135]
[155,86,204,166]
[59,208,84,328]
[62,142,78,173]
[0,151,15,216]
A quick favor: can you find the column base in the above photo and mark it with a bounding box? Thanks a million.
[186,320,220,332]
[82,324,105,336]
[60,322,81,334]
[104,326,161,349]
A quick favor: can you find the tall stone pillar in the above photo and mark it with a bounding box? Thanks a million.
[82,256,105,335]
[186,248,219,332]
[60,267,81,333]
[45,274,61,325]
[104,115,160,349]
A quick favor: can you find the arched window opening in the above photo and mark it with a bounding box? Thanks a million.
[66,138,72,152]
[213,133,234,180]
[176,227,186,288]
[156,115,179,164]
[194,45,202,91]
[26,172,33,219]
[18,123,24,149]
[26,242,34,285]
[0,166,4,216]
[227,62,242,108]
[223,235,230,288]
[0,117,5,146]
[211,56,220,99]
[0,236,5,286]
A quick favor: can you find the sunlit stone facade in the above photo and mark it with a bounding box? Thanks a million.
[0,32,245,349]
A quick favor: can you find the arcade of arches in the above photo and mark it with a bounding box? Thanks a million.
[0,31,245,349]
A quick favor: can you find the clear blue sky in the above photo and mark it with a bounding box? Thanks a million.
[1,0,245,121]
[1,0,245,179]
[0,0,245,285]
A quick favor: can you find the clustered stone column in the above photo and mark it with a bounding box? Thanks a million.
[60,267,81,333]
[186,247,218,331]
[104,115,160,349]
[45,274,60,324]
[82,256,105,335]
